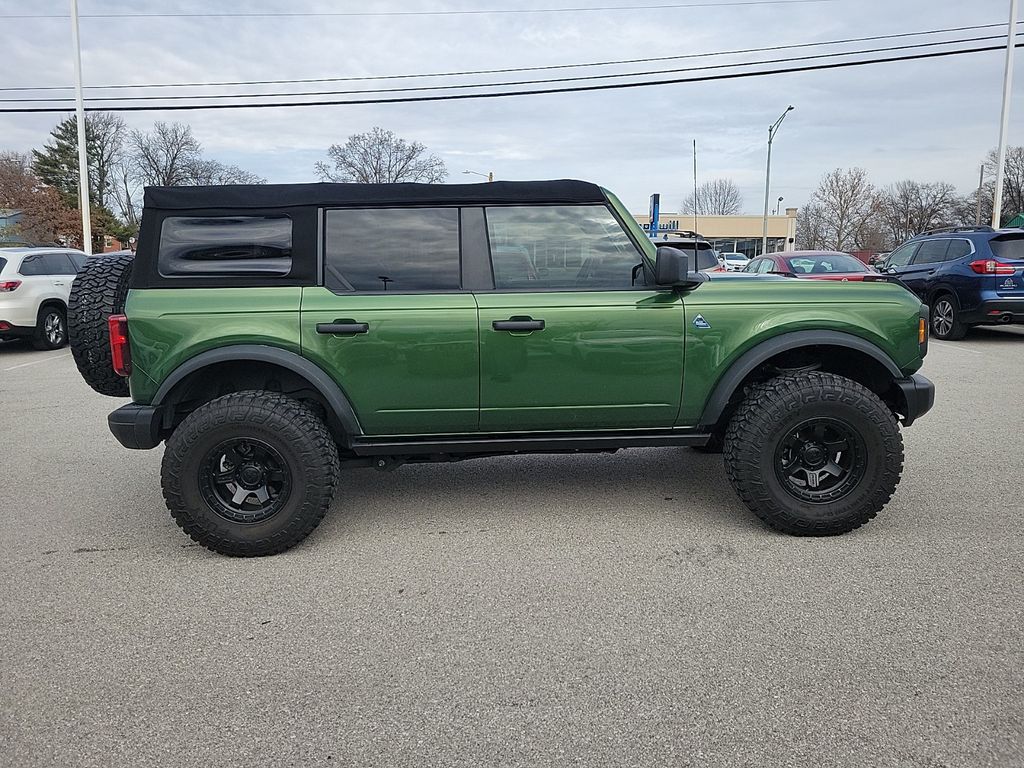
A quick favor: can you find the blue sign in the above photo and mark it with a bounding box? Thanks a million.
[649,194,660,239]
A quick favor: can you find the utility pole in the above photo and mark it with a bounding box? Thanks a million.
[975,163,986,225]
[992,0,1019,228]
[762,105,794,256]
[70,0,92,254]
[692,139,698,235]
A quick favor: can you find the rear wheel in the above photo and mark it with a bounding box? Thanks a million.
[724,371,903,536]
[930,293,967,341]
[31,305,67,350]
[161,391,340,556]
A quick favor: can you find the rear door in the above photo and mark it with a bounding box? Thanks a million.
[900,239,949,299]
[300,207,480,436]
[474,203,684,432]
[43,252,79,301]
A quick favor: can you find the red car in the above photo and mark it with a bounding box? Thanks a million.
[744,250,876,281]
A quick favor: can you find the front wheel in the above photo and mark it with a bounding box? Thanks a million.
[161,391,340,556]
[723,372,903,536]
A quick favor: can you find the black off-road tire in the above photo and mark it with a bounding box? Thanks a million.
[161,391,341,557]
[31,304,67,350]
[68,250,134,396]
[930,292,967,341]
[723,371,903,536]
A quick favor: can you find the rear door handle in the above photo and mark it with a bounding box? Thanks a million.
[493,318,545,332]
[316,321,369,335]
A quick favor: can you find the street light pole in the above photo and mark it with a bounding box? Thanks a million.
[762,105,794,256]
[775,196,784,215]
[462,170,494,181]
[70,0,92,254]
[992,0,1019,228]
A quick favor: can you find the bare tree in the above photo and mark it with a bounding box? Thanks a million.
[88,112,127,209]
[807,168,875,251]
[129,121,202,187]
[315,127,447,183]
[682,178,743,215]
[795,202,828,250]
[186,159,265,185]
[875,180,959,246]
[984,145,1024,225]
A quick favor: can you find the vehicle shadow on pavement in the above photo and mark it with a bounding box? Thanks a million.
[317,447,762,540]
[964,326,1024,343]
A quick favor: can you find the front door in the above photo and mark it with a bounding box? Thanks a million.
[474,204,684,432]
[301,207,479,436]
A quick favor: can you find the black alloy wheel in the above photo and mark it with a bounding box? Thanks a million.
[199,438,292,524]
[774,418,867,504]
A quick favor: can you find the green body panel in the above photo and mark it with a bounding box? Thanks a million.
[475,290,684,430]
[677,279,924,425]
[299,288,479,435]
[125,287,303,404]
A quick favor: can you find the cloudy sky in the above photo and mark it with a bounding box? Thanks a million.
[1,0,1021,214]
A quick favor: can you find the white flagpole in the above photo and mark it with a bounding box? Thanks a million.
[70,0,92,254]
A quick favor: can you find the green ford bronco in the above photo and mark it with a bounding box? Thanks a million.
[68,180,934,556]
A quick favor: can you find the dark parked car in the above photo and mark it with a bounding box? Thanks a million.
[745,251,876,281]
[880,226,1024,340]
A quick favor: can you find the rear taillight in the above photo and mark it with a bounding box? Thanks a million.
[108,314,131,377]
[0,280,21,292]
[969,259,1016,275]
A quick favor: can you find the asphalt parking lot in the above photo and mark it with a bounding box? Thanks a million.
[1,328,1023,768]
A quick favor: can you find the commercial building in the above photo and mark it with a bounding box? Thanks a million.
[633,208,799,257]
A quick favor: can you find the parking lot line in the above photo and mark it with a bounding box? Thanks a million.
[3,352,71,372]
[929,341,982,355]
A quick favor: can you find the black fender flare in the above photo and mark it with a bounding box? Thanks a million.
[697,330,903,428]
[152,344,362,442]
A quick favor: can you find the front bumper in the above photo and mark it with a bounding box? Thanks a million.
[893,374,935,427]
[108,404,163,449]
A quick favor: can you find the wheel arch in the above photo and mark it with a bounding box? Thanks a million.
[152,345,362,446]
[698,331,904,432]
[37,297,68,315]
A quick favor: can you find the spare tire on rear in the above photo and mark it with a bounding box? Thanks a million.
[69,250,135,397]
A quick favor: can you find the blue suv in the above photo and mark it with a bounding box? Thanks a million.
[881,226,1024,340]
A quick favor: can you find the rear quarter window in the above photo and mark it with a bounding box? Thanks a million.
[158,215,292,277]
[0,257,7,274]
[989,236,1024,260]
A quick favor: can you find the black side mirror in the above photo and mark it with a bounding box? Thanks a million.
[655,246,686,285]
[654,246,708,289]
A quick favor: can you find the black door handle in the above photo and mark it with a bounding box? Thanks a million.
[316,321,369,335]
[493,318,545,332]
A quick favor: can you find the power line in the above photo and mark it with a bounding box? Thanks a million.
[0,42,1015,114]
[3,20,1017,92]
[1,0,838,20]
[2,34,1012,104]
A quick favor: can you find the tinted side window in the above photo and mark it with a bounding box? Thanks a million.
[486,205,641,290]
[912,240,950,265]
[941,240,971,261]
[886,243,919,268]
[159,216,292,277]
[68,252,87,271]
[44,253,77,274]
[18,255,50,276]
[325,208,460,292]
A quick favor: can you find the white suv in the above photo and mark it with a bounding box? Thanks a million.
[0,247,88,350]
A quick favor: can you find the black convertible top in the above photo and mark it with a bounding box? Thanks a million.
[143,179,606,210]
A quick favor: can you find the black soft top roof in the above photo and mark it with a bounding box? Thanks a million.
[143,179,606,211]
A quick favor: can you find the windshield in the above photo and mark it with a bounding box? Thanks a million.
[990,235,1024,260]
[726,254,747,262]
[784,254,867,274]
